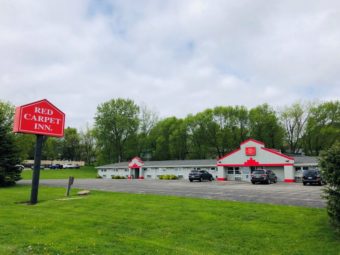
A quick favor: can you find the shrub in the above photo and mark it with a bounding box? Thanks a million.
[158,175,178,180]
[319,142,340,233]
[111,175,126,179]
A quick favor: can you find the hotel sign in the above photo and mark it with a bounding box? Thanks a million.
[245,147,256,156]
[13,99,65,137]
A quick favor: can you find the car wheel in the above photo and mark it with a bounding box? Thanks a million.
[209,177,213,181]
[303,182,306,186]
[199,177,202,182]
[318,181,322,186]
[251,181,255,184]
[189,179,193,182]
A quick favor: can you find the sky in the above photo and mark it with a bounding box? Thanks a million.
[1,0,340,129]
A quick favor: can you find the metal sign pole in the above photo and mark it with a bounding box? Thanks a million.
[30,134,44,204]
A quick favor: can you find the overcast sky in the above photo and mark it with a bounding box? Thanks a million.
[1,0,339,129]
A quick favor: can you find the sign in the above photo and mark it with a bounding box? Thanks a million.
[245,147,256,156]
[13,99,65,137]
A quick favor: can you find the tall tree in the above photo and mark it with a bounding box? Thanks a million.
[0,101,21,186]
[249,104,284,149]
[137,104,159,160]
[94,98,140,163]
[61,127,80,161]
[280,102,311,154]
[303,101,340,155]
[79,125,97,165]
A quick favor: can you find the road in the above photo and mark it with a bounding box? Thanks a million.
[19,179,326,208]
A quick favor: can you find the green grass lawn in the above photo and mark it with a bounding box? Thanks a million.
[0,185,339,255]
[21,166,97,180]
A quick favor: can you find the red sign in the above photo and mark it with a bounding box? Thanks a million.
[13,99,65,137]
[245,147,256,156]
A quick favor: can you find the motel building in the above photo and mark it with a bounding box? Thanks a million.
[97,139,318,182]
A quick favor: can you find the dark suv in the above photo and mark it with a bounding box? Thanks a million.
[189,170,213,182]
[302,169,324,186]
[251,169,277,184]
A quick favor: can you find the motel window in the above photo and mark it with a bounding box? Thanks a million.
[227,169,234,174]
[295,167,301,171]
[227,167,233,170]
[235,169,241,174]
[303,166,309,170]
[211,167,216,171]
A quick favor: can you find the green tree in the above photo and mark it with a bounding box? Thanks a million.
[61,127,80,161]
[303,101,340,155]
[319,142,340,233]
[249,104,284,149]
[280,102,311,154]
[94,98,140,163]
[137,104,159,160]
[0,101,21,186]
[79,125,97,165]
[149,117,184,160]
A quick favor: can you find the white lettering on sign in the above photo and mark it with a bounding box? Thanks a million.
[22,107,63,132]
[34,123,52,131]
[34,107,53,115]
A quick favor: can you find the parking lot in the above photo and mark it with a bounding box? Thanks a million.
[20,179,326,208]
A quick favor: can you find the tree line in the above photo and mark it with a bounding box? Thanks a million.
[0,99,339,166]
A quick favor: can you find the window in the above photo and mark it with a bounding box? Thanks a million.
[235,169,241,174]
[303,166,309,170]
[227,169,234,174]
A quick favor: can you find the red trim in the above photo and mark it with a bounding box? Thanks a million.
[284,179,295,183]
[138,176,144,179]
[217,148,241,161]
[129,163,141,168]
[261,147,294,161]
[240,139,265,146]
[128,176,132,179]
[217,163,294,167]
[244,157,260,166]
[217,177,227,181]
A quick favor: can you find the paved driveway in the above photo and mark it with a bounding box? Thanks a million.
[19,179,326,208]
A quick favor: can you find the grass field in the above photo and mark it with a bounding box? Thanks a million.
[0,185,339,255]
[21,166,97,180]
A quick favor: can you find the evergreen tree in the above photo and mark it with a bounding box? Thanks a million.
[0,110,21,186]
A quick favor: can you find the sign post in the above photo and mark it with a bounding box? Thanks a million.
[13,99,65,204]
[30,134,44,204]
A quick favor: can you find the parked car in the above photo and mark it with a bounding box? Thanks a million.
[15,164,25,171]
[63,164,80,169]
[189,170,213,182]
[49,164,63,169]
[251,169,277,184]
[302,169,324,186]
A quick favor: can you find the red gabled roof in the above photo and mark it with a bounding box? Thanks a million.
[261,147,294,161]
[217,148,241,162]
[240,139,265,146]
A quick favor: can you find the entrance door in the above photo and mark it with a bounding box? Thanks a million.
[241,167,251,182]
[134,168,140,179]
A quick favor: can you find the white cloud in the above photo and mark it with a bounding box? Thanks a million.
[0,0,339,128]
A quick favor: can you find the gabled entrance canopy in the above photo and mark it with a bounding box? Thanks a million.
[128,157,144,169]
[217,139,294,167]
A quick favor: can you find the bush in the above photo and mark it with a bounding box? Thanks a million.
[158,175,178,180]
[319,142,340,233]
[111,175,126,179]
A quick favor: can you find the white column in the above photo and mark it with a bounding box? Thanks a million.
[139,167,144,179]
[217,166,227,181]
[284,165,295,182]
[128,168,132,179]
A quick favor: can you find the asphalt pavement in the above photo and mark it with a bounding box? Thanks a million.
[19,179,326,208]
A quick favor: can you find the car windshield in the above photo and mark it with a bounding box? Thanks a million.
[303,170,319,176]
[253,170,265,174]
